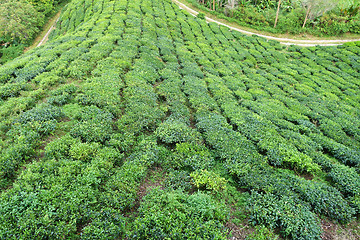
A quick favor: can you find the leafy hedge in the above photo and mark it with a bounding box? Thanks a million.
[131,189,229,239]
[249,191,322,240]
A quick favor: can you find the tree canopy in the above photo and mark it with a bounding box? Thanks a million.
[0,0,43,43]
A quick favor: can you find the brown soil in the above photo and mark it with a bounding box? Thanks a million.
[137,167,166,203]
[321,219,359,240]
[226,220,255,240]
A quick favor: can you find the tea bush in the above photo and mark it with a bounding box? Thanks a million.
[155,119,201,144]
[70,105,114,143]
[249,191,322,240]
[131,189,229,239]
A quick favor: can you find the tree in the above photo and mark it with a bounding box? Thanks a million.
[227,0,238,9]
[300,0,337,28]
[302,0,311,28]
[225,0,238,16]
[27,0,55,16]
[274,0,282,27]
[0,0,43,43]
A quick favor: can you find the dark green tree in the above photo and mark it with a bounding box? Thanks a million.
[0,0,43,43]
[27,0,55,16]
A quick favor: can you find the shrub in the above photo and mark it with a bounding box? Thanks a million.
[101,161,147,211]
[237,167,355,223]
[311,134,360,167]
[328,164,360,197]
[295,179,355,224]
[190,169,227,193]
[15,103,63,135]
[0,82,28,100]
[155,119,202,144]
[249,191,322,240]
[107,132,136,153]
[33,72,65,88]
[165,170,193,191]
[276,8,304,34]
[80,209,126,240]
[349,195,360,214]
[45,134,79,160]
[0,0,360,237]
[0,135,38,181]
[131,189,229,239]
[69,142,100,162]
[233,6,270,27]
[48,84,78,106]
[0,159,98,239]
[171,142,214,171]
[0,44,25,64]
[197,12,205,20]
[70,105,114,143]
[246,225,279,240]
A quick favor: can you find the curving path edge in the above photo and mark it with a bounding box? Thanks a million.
[37,17,60,47]
[172,0,360,46]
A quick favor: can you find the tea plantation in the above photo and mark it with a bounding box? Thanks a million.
[0,0,359,239]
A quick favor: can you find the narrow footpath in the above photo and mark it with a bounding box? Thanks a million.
[25,10,62,52]
[37,17,60,47]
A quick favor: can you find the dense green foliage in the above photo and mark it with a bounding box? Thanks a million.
[0,0,66,64]
[0,0,359,238]
[0,0,44,42]
[131,189,229,239]
[249,191,322,239]
[190,0,360,36]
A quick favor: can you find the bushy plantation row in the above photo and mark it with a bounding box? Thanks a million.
[0,0,359,238]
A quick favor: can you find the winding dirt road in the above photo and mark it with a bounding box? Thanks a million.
[37,17,60,47]
[172,0,360,46]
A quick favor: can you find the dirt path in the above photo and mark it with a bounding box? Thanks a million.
[37,17,59,47]
[172,0,360,46]
[24,10,62,52]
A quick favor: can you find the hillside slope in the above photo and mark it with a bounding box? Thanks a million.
[0,0,359,239]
